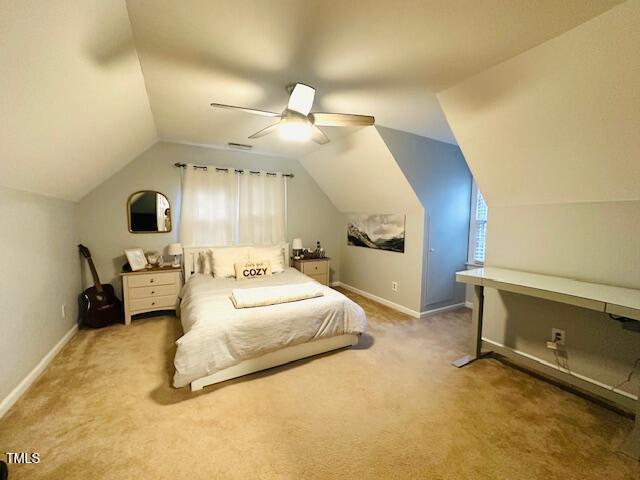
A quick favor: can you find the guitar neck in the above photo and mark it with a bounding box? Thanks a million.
[86,257,104,293]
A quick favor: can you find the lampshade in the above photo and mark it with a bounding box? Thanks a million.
[292,238,303,250]
[168,243,182,255]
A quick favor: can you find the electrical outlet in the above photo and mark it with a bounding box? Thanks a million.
[552,328,565,345]
[61,304,66,319]
[391,281,398,292]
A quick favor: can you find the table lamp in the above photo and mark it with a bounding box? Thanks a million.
[292,238,303,259]
[168,243,183,267]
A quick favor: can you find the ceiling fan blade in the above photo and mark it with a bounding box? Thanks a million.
[311,126,330,145]
[310,112,375,127]
[287,83,315,115]
[248,122,280,139]
[210,102,280,117]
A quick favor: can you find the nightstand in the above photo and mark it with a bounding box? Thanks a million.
[121,266,182,325]
[291,257,330,285]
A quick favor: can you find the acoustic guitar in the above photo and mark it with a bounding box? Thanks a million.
[78,244,123,328]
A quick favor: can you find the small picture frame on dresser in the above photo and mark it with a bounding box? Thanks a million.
[124,248,148,271]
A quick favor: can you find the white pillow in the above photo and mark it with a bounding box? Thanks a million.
[198,251,212,275]
[234,260,272,280]
[249,245,285,273]
[212,247,250,278]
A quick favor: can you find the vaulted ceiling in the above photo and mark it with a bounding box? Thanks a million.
[0,0,624,200]
[0,0,157,201]
[126,0,622,153]
[438,0,640,207]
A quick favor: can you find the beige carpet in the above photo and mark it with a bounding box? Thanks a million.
[1,289,638,479]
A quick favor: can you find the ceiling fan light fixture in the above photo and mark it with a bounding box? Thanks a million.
[277,119,312,142]
[211,82,375,145]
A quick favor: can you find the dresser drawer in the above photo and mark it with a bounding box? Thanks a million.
[130,294,177,312]
[302,260,327,275]
[128,273,177,288]
[129,284,177,299]
[308,273,328,285]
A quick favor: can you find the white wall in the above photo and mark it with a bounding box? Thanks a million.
[301,128,425,313]
[338,211,425,313]
[482,201,640,402]
[76,141,344,293]
[0,186,80,403]
[438,1,640,402]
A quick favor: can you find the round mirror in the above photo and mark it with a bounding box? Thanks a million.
[127,191,171,233]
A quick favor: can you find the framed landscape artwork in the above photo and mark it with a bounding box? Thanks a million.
[347,213,405,253]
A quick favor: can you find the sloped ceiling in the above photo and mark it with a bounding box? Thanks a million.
[437,0,640,207]
[300,127,421,212]
[0,0,157,201]
[1,0,625,200]
[125,0,622,155]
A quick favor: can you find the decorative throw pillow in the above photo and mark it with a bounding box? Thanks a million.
[198,250,212,275]
[249,245,285,273]
[234,260,272,280]
[212,247,250,278]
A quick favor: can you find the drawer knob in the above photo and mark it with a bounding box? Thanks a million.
[150,279,154,283]
[151,291,155,294]
[151,302,155,306]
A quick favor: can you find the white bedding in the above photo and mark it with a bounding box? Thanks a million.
[231,282,324,308]
[174,268,367,387]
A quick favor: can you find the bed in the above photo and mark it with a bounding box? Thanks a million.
[175,243,367,391]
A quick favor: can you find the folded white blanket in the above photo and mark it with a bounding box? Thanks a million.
[231,282,324,308]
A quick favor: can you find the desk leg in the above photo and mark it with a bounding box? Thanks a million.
[452,284,484,368]
[620,386,640,460]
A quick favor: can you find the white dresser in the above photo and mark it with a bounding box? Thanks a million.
[291,257,330,285]
[121,267,182,325]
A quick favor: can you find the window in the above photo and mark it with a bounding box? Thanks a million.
[179,165,287,246]
[468,181,488,264]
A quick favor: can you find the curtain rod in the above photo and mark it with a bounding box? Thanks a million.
[174,162,294,178]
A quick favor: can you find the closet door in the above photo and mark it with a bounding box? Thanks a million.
[424,214,455,307]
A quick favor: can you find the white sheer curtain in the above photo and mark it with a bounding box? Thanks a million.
[179,165,238,246]
[239,172,286,244]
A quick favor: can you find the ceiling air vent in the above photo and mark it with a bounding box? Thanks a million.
[228,142,253,151]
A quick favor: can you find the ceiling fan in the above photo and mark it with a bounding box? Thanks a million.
[210,83,375,145]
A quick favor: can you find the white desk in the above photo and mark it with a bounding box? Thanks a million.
[455,267,640,460]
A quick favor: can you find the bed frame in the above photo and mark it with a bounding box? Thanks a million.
[181,243,359,391]
[190,334,359,391]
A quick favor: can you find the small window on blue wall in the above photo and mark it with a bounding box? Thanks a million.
[468,181,487,264]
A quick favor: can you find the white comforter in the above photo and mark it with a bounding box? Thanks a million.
[174,268,367,387]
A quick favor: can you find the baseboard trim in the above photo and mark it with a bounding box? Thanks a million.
[465,301,473,308]
[420,302,466,318]
[0,323,78,418]
[334,282,421,318]
[483,338,637,412]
